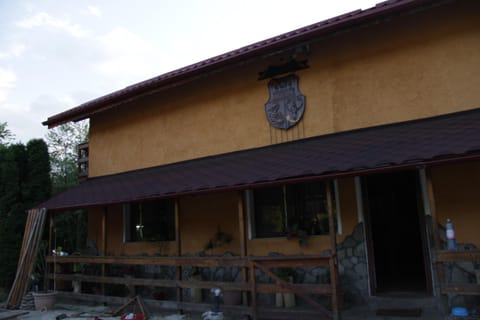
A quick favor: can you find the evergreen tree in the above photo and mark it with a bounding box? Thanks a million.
[25,139,52,208]
[0,140,52,290]
[0,144,28,289]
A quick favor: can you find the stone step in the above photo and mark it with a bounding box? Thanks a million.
[341,296,445,319]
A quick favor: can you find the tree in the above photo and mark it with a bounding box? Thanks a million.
[45,121,89,254]
[45,121,89,195]
[25,139,52,208]
[0,122,15,146]
[0,139,52,290]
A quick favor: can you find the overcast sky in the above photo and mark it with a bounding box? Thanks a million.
[0,0,379,143]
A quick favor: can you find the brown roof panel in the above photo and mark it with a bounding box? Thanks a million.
[38,108,480,211]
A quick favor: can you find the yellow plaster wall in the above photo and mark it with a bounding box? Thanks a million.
[89,167,480,256]
[88,1,480,177]
[90,177,363,257]
[431,160,480,248]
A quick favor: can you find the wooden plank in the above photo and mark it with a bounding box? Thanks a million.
[238,191,247,258]
[436,250,480,262]
[174,199,182,306]
[253,261,332,318]
[425,169,441,250]
[238,192,248,306]
[249,261,257,320]
[48,272,332,294]
[440,284,480,295]
[256,283,332,295]
[101,208,107,295]
[7,209,47,308]
[0,312,30,320]
[47,254,331,267]
[327,182,339,320]
[47,255,249,267]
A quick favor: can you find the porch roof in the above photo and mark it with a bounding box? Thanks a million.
[38,108,480,211]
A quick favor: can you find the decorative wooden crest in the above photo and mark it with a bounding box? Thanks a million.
[264,75,305,130]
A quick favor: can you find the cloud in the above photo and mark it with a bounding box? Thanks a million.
[16,12,89,38]
[0,44,26,60]
[0,68,17,104]
[87,5,102,18]
[96,26,165,86]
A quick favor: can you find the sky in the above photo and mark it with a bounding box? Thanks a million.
[0,0,379,143]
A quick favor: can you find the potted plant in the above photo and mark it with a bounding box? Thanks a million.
[203,226,233,253]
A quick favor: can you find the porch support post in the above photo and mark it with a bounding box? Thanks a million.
[47,211,54,290]
[327,181,340,320]
[425,167,446,304]
[101,207,107,295]
[237,191,248,305]
[175,199,183,305]
[425,169,441,250]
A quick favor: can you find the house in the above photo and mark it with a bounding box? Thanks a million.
[11,0,480,318]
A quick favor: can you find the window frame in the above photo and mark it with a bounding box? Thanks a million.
[123,198,176,243]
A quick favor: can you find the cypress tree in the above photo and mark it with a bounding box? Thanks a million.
[0,144,27,289]
[0,139,52,290]
[25,139,52,208]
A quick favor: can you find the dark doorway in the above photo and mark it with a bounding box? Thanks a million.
[364,170,430,295]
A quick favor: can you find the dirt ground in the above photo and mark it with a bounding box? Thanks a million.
[0,303,206,320]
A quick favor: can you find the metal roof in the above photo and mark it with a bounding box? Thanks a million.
[38,108,480,211]
[42,0,441,128]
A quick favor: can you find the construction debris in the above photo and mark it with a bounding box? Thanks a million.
[112,296,148,319]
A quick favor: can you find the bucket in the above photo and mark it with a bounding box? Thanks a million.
[32,291,57,311]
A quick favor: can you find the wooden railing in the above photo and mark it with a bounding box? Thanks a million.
[46,254,339,319]
[436,249,480,295]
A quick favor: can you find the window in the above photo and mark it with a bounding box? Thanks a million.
[247,181,332,238]
[123,198,175,242]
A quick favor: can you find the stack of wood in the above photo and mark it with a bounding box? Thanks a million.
[5,208,47,309]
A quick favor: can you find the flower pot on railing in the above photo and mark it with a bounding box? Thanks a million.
[32,291,57,311]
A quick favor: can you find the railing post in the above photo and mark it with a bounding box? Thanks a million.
[101,207,107,295]
[249,260,257,320]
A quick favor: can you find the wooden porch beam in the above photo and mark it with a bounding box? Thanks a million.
[425,169,441,250]
[326,182,340,320]
[237,191,248,306]
[47,254,329,267]
[101,207,107,295]
[174,199,183,306]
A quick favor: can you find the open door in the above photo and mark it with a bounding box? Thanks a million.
[363,170,432,295]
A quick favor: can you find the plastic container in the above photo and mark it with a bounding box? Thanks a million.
[451,307,468,317]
